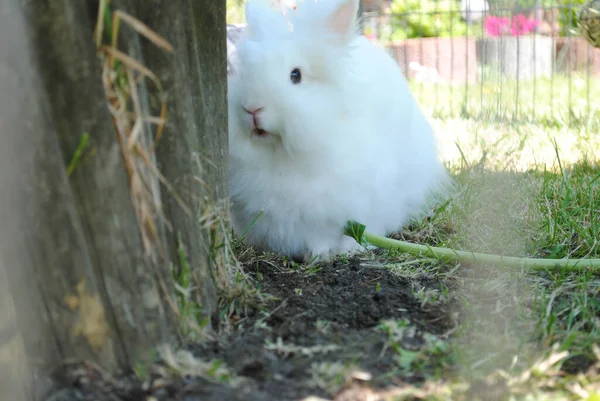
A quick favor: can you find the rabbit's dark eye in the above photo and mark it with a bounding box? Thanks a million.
[290,68,302,84]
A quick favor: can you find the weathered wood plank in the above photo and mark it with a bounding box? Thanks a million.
[23,0,177,369]
[119,0,230,323]
[1,0,228,396]
[0,264,29,401]
[0,0,118,396]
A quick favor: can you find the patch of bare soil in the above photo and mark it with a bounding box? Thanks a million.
[46,254,460,401]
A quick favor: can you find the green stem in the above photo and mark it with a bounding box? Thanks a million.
[344,221,600,273]
[66,133,89,176]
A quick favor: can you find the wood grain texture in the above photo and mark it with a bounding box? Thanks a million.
[0,0,116,397]
[23,0,177,370]
[0,0,227,396]
[118,0,229,323]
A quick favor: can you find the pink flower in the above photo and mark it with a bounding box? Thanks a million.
[484,14,539,37]
[510,14,540,36]
[484,16,511,36]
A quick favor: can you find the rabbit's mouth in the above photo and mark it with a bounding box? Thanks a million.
[252,128,268,138]
[250,127,281,145]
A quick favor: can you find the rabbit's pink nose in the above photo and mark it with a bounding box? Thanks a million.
[243,107,264,116]
[243,107,264,127]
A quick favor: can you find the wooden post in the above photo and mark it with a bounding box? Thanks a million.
[122,0,230,323]
[0,0,117,397]
[0,0,228,398]
[24,0,177,369]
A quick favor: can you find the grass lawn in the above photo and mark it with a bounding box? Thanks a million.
[60,76,600,401]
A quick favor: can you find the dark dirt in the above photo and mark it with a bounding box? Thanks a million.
[46,252,462,401]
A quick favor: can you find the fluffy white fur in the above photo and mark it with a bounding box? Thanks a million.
[228,0,449,262]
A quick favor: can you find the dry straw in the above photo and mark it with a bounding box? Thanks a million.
[92,1,266,332]
[93,0,184,263]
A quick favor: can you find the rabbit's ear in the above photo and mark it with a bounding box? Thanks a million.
[245,1,269,34]
[245,0,285,38]
[323,0,359,45]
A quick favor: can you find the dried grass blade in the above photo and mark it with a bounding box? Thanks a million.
[110,9,120,52]
[127,117,144,150]
[94,0,109,48]
[102,46,162,91]
[114,10,174,53]
[134,144,192,216]
[152,99,168,150]
[143,116,167,125]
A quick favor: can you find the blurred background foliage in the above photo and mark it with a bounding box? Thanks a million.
[226,0,588,39]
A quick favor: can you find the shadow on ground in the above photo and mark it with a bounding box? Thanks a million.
[47,252,463,401]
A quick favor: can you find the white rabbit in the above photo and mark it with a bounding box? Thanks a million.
[228,0,449,262]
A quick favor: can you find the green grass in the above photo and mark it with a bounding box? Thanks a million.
[468,165,598,397]
[377,318,456,376]
[321,74,599,399]
[411,72,600,130]
[366,75,600,398]
[171,234,211,341]
[66,132,90,176]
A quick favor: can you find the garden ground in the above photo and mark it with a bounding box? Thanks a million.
[48,77,600,401]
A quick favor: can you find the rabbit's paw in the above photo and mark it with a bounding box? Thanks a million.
[301,249,334,265]
[302,237,365,264]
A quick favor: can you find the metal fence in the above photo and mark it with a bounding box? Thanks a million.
[361,0,598,127]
